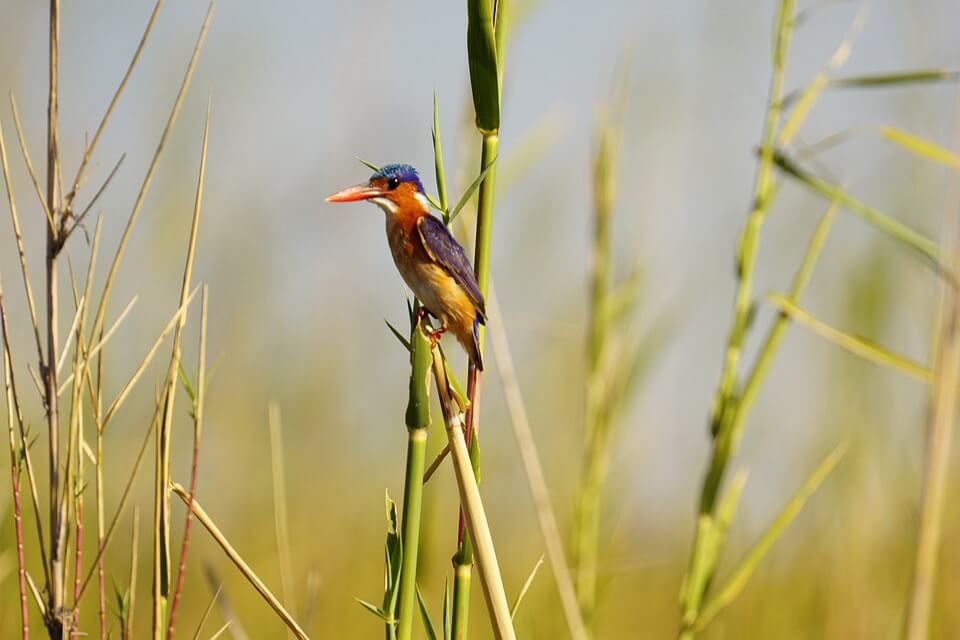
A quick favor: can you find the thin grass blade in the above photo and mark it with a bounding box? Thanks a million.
[695,444,847,630]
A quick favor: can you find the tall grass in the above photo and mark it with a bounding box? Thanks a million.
[679,2,960,636]
[0,2,315,637]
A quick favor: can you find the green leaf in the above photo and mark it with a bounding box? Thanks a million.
[432,93,449,213]
[442,578,452,640]
[385,319,412,352]
[829,69,960,89]
[447,155,498,224]
[357,598,388,621]
[383,491,403,619]
[772,151,940,265]
[467,0,500,132]
[878,125,960,169]
[177,362,197,404]
[695,443,847,630]
[768,293,930,382]
[509,555,544,619]
[416,585,438,640]
[357,157,380,173]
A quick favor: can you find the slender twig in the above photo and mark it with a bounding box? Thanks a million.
[0,119,45,368]
[429,345,515,640]
[86,0,213,365]
[167,287,209,640]
[65,0,164,208]
[101,287,198,425]
[154,92,211,638]
[75,390,163,603]
[124,508,141,640]
[192,583,223,640]
[56,295,138,398]
[170,483,310,640]
[65,153,125,241]
[3,287,30,639]
[94,312,107,640]
[8,93,55,234]
[0,281,53,594]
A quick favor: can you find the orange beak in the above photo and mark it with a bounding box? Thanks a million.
[325,183,387,203]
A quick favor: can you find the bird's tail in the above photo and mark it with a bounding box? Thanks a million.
[454,315,484,371]
[470,316,483,371]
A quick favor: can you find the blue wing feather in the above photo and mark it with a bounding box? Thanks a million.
[416,215,486,321]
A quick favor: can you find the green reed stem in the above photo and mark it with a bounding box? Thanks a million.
[574,110,616,632]
[452,125,499,640]
[680,1,795,636]
[397,319,432,640]
[454,0,506,634]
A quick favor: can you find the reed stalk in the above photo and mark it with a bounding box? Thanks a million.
[152,95,210,639]
[904,91,960,640]
[170,483,309,640]
[573,96,618,633]
[454,0,508,633]
[485,285,588,639]
[396,316,432,640]
[680,1,795,634]
[44,3,65,633]
[167,286,209,640]
[430,345,515,640]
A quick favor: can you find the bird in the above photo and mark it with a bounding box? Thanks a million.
[326,164,486,370]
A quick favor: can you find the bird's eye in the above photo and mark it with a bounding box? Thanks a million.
[387,177,400,190]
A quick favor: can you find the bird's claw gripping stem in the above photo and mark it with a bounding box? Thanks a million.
[415,306,447,346]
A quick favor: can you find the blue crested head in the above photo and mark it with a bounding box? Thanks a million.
[371,164,424,194]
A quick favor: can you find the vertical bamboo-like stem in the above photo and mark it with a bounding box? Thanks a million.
[904,94,960,640]
[679,2,794,636]
[45,2,65,633]
[396,319,432,640]
[455,0,506,623]
[431,347,515,640]
[3,281,30,640]
[452,131,499,636]
[701,0,794,511]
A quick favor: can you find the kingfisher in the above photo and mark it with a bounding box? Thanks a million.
[326,164,486,370]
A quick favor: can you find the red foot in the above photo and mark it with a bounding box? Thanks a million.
[426,325,447,347]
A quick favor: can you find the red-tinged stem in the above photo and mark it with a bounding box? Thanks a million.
[96,539,106,640]
[457,365,481,547]
[165,428,201,639]
[71,501,83,638]
[95,333,107,640]
[12,465,30,640]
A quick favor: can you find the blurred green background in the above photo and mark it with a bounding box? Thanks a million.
[1,0,960,637]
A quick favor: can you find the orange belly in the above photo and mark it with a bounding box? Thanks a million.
[386,217,478,352]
